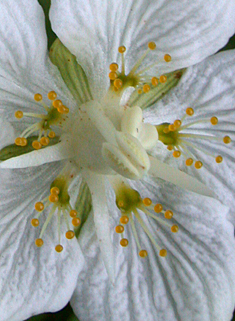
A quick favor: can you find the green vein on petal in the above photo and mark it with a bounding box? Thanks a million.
[129,69,186,110]
[74,179,92,237]
[50,38,93,104]
[0,135,59,161]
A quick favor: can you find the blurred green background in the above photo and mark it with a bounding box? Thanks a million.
[24,1,235,320]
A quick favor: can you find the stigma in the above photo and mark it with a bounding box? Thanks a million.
[31,171,80,252]
[156,107,231,168]
[113,180,178,258]
[14,91,69,150]
[108,42,171,94]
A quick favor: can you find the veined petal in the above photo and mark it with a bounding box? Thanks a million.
[0,119,15,150]
[0,135,74,169]
[148,156,213,197]
[50,0,235,99]
[82,170,115,283]
[148,50,235,223]
[0,163,84,321]
[71,182,235,321]
[0,0,75,123]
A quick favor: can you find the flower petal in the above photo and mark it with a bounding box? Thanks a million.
[71,182,235,321]
[0,0,75,124]
[50,0,235,99]
[0,163,84,321]
[146,50,235,223]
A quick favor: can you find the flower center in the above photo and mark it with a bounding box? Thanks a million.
[113,180,178,258]
[156,107,231,168]
[71,101,158,179]
[108,42,171,94]
[14,91,69,150]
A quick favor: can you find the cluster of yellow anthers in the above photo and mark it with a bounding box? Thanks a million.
[158,107,231,168]
[32,185,80,253]
[14,91,69,150]
[108,42,171,93]
[115,196,178,258]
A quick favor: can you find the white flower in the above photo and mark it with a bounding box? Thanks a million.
[0,0,235,321]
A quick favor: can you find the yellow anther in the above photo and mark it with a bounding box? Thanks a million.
[143,198,152,206]
[143,84,151,93]
[164,54,171,62]
[120,238,129,247]
[35,202,44,212]
[151,77,159,86]
[40,137,50,146]
[138,89,142,94]
[164,210,173,219]
[139,250,148,258]
[210,116,218,125]
[185,158,193,166]
[70,209,78,218]
[148,42,156,50]
[113,78,123,89]
[171,225,179,233]
[21,138,28,146]
[57,105,69,114]
[215,155,223,163]
[53,99,63,109]
[195,160,203,169]
[154,203,163,213]
[47,91,57,100]
[55,244,63,253]
[173,150,181,158]
[15,110,23,119]
[35,238,44,247]
[159,75,167,83]
[117,200,125,208]
[31,218,39,227]
[168,124,176,131]
[50,187,60,195]
[118,46,126,54]
[167,145,174,151]
[174,119,182,128]
[15,137,23,146]
[49,194,59,203]
[34,93,42,102]
[72,217,81,226]
[109,63,119,71]
[48,131,56,138]
[223,136,231,144]
[120,216,129,225]
[65,230,75,239]
[159,249,167,257]
[186,107,194,116]
[32,141,42,150]
[109,72,118,80]
[115,225,124,233]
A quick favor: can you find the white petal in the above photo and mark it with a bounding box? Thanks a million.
[50,0,235,99]
[0,135,74,169]
[121,106,143,137]
[147,50,235,223]
[0,163,84,320]
[0,119,15,149]
[71,182,235,321]
[82,170,115,283]
[148,156,213,197]
[0,0,75,124]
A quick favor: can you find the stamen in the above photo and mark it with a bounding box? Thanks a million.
[55,244,63,252]
[35,238,44,247]
[156,107,231,167]
[120,238,129,247]
[14,91,68,150]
